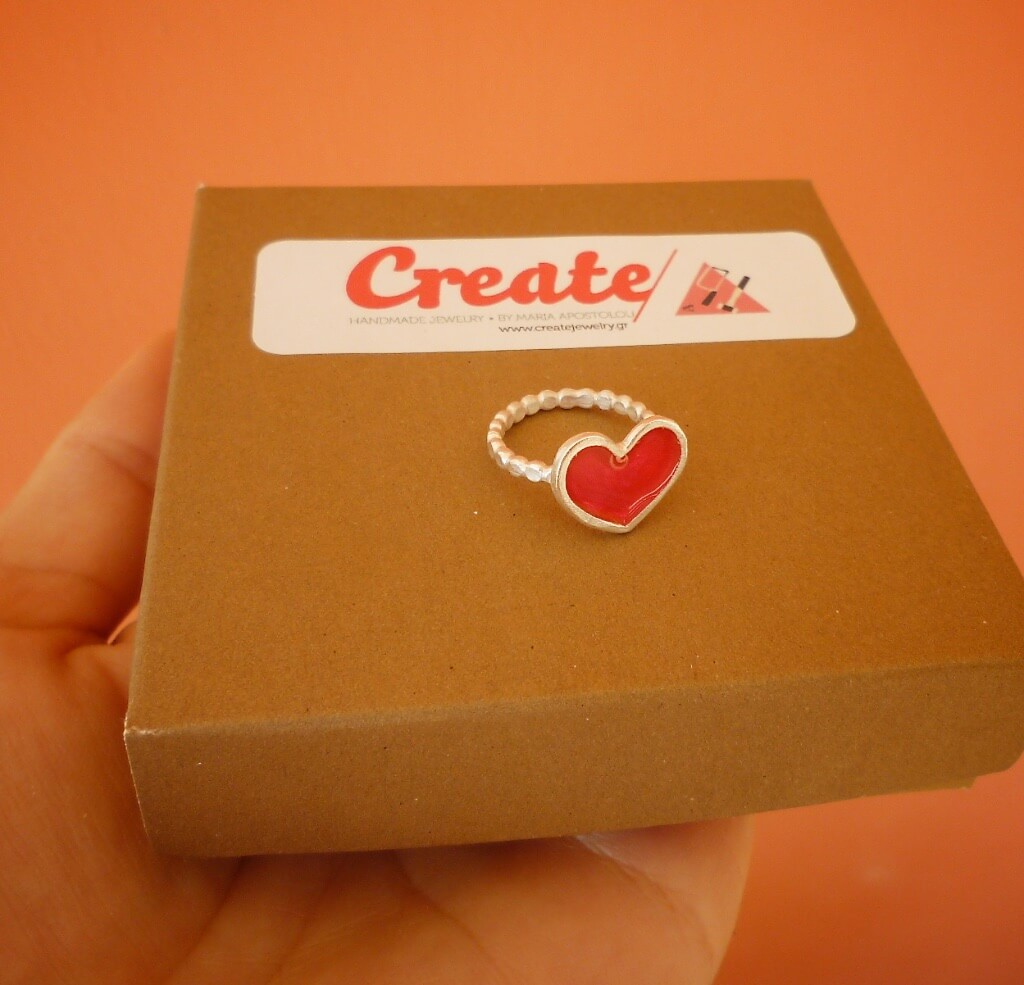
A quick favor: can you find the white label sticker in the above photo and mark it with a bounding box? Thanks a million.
[252,232,855,354]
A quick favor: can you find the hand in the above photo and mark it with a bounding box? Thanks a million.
[0,335,752,984]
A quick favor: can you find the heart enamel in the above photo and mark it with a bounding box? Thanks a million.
[553,419,686,530]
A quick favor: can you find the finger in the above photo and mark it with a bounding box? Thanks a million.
[0,334,174,639]
[396,816,754,985]
[88,620,137,697]
[577,816,754,975]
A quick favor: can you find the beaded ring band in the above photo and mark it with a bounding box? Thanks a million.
[487,388,688,533]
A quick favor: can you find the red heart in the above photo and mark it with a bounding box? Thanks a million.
[554,420,686,530]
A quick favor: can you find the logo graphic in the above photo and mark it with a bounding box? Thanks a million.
[677,262,768,315]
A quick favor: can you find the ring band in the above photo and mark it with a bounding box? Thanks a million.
[487,388,688,533]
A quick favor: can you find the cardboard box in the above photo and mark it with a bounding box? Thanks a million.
[126,182,1024,856]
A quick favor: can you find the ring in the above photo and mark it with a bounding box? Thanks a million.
[487,388,688,533]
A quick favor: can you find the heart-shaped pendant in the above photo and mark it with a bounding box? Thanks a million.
[551,417,687,532]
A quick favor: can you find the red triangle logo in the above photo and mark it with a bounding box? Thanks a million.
[677,263,768,315]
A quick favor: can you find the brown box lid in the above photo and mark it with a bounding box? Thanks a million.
[125,182,1024,856]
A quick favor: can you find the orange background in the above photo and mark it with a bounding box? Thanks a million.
[1,2,1021,981]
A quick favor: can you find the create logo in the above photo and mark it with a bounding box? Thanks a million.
[253,232,855,354]
[344,245,769,322]
[345,245,657,310]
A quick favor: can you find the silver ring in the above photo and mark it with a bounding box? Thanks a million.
[487,388,688,533]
